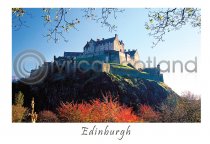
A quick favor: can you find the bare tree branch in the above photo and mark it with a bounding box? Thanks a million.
[82,8,124,32]
[42,8,80,43]
[12,8,29,31]
[145,8,201,48]
[12,8,124,43]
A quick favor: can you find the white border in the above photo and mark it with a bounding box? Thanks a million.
[1,0,210,144]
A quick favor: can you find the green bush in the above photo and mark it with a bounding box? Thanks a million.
[14,91,24,106]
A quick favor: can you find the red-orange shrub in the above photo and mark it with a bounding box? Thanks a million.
[57,96,140,122]
[139,104,159,122]
[115,106,139,122]
[38,110,58,122]
[57,102,83,122]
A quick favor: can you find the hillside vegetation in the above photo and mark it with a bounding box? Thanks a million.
[12,70,200,122]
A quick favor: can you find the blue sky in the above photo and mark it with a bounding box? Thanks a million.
[12,8,201,95]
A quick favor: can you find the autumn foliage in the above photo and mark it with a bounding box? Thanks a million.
[12,91,201,123]
[38,110,58,122]
[12,91,28,122]
[12,105,28,122]
[57,96,139,122]
[139,104,159,122]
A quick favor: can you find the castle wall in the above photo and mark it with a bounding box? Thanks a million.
[78,50,141,70]
[107,51,120,63]
[133,51,140,62]
[84,35,125,57]
[119,52,126,64]
[125,51,141,70]
[96,42,113,52]
[85,47,92,54]
[84,41,114,55]
[102,63,110,73]
[114,38,124,52]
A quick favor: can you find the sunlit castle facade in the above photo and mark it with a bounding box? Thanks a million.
[58,34,142,70]
[84,34,125,54]
[31,34,163,82]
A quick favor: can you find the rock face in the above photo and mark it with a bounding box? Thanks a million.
[12,70,179,112]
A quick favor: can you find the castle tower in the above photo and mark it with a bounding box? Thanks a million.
[113,34,125,52]
[119,40,125,52]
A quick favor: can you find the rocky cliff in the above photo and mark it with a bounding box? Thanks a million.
[12,70,179,112]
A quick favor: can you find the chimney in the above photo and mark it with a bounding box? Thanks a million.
[121,40,124,45]
[115,34,118,38]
